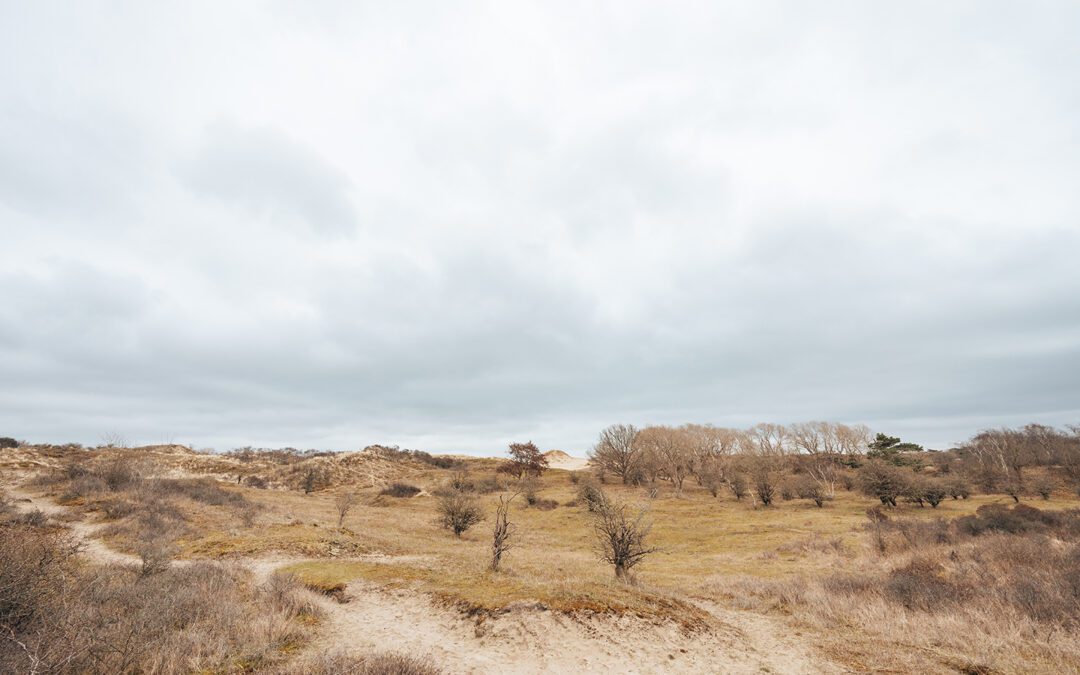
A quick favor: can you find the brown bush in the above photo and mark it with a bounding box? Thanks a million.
[101,457,141,491]
[150,477,250,508]
[0,524,320,674]
[281,650,441,675]
[436,492,484,537]
[728,474,749,500]
[243,475,269,489]
[380,483,422,498]
[575,481,605,512]
[885,558,963,611]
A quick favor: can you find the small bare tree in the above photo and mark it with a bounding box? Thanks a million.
[490,493,518,571]
[437,492,484,537]
[335,491,356,529]
[590,490,659,581]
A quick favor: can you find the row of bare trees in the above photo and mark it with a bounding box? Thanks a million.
[589,422,873,497]
[956,424,1080,488]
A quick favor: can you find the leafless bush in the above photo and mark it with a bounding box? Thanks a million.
[335,491,356,529]
[589,490,658,580]
[1,526,319,674]
[302,466,327,494]
[795,476,828,507]
[243,475,269,489]
[884,557,962,611]
[11,509,49,527]
[779,480,796,501]
[0,523,82,631]
[67,474,108,499]
[101,457,141,491]
[1033,475,1055,500]
[728,474,749,500]
[575,481,605,512]
[945,476,972,499]
[151,477,250,508]
[436,492,484,537]
[380,483,421,498]
[490,494,517,572]
[448,470,474,492]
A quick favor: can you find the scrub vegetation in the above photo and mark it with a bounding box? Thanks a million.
[1,421,1078,672]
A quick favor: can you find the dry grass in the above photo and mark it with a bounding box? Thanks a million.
[703,505,1080,673]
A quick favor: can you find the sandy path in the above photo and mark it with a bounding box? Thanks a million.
[4,485,839,674]
[5,485,142,566]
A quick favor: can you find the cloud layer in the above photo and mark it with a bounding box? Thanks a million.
[2,2,1079,453]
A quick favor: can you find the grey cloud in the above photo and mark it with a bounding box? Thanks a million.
[178,122,358,236]
[1,2,1079,453]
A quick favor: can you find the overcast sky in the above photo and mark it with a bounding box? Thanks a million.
[2,2,1078,454]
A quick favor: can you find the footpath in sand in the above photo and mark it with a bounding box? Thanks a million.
[5,485,840,675]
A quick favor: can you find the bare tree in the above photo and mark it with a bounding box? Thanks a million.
[490,493,518,571]
[835,423,873,455]
[589,490,658,581]
[99,431,130,449]
[742,424,788,506]
[749,455,780,506]
[589,424,642,485]
[637,426,692,494]
[335,491,356,529]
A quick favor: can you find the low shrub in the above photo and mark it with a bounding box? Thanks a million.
[282,650,441,675]
[436,492,484,537]
[885,557,962,611]
[576,482,606,512]
[150,477,250,508]
[0,523,321,673]
[243,475,269,489]
[380,482,422,498]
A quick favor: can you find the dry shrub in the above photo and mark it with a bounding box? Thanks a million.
[530,497,559,510]
[149,477,250,508]
[0,524,320,674]
[66,474,108,499]
[243,475,269,489]
[884,557,963,611]
[101,457,142,491]
[11,509,49,527]
[280,650,441,675]
[380,483,422,498]
[436,492,484,537]
[575,481,605,512]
